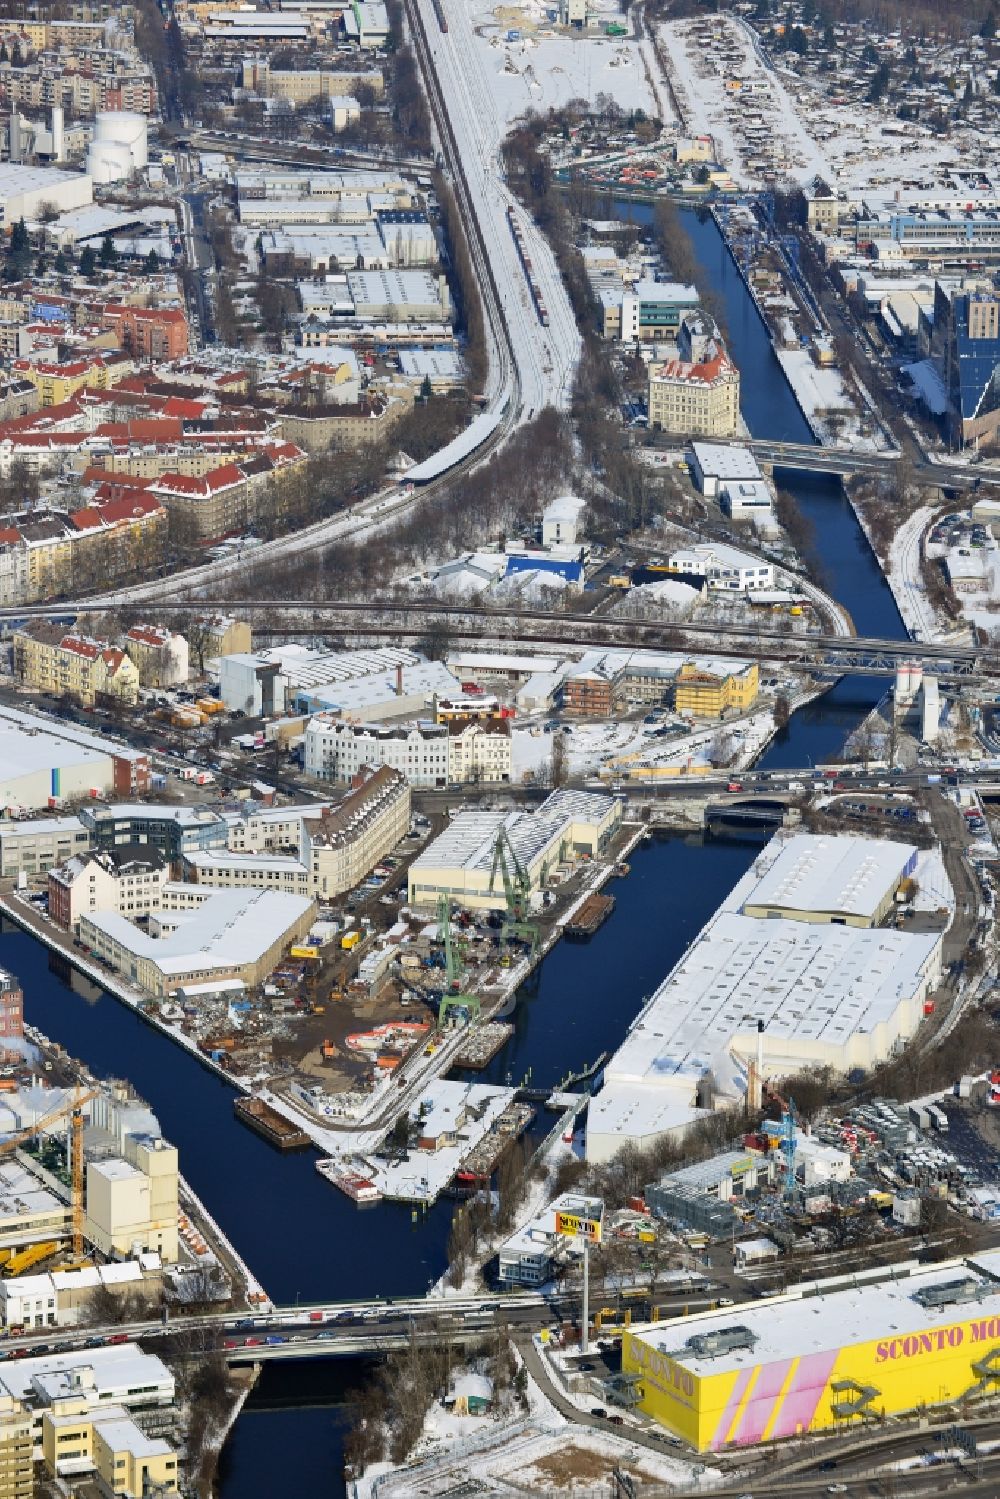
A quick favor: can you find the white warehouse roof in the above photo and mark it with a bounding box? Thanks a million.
[690,442,763,481]
[742,832,917,922]
[630,1258,1000,1377]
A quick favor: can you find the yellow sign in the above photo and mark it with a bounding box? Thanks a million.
[555,1211,602,1244]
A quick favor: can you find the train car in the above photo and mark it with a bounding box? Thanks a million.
[506,207,550,327]
[431,0,448,31]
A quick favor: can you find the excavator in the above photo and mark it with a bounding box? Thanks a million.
[0,1085,98,1269]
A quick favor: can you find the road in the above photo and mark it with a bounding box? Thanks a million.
[645,433,1000,492]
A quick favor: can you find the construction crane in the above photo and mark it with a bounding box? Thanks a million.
[0,1086,98,1258]
[435,894,480,1029]
[488,825,539,959]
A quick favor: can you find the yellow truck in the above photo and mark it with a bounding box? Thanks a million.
[341,931,361,952]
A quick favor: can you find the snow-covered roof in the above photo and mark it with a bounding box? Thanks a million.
[742,833,915,921]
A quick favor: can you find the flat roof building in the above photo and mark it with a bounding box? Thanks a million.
[79,886,316,998]
[741,832,917,927]
[623,1253,1000,1451]
[408,789,621,910]
[586,834,943,1163]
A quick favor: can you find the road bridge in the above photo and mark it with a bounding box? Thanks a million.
[646,433,999,491]
[8,597,995,682]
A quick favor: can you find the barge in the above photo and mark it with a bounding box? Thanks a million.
[453,1020,514,1070]
[566,892,616,940]
[316,1157,382,1204]
[234,1095,312,1151]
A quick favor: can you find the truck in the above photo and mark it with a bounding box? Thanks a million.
[341,931,361,952]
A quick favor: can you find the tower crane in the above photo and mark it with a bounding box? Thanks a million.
[435,894,480,1029]
[0,1086,98,1258]
[488,826,539,959]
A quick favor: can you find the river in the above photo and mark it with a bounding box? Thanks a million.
[0,209,910,1494]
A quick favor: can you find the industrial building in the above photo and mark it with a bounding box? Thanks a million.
[586,834,944,1163]
[79,886,316,999]
[0,817,91,880]
[740,833,918,927]
[218,643,421,717]
[0,705,151,813]
[0,163,93,225]
[408,790,622,910]
[622,1251,1000,1450]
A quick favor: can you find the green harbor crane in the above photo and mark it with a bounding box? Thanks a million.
[436,894,480,1029]
[488,825,540,959]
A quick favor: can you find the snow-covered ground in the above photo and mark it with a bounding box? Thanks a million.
[659,15,828,187]
[512,705,779,783]
[466,25,656,123]
[774,349,881,451]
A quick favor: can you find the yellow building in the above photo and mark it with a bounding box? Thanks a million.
[0,1397,31,1499]
[14,628,140,707]
[13,357,115,408]
[674,660,758,719]
[86,1137,179,1262]
[43,1399,177,1495]
[648,351,740,437]
[408,789,622,910]
[622,1254,1000,1452]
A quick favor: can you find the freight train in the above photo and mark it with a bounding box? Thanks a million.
[507,206,549,325]
[431,0,448,30]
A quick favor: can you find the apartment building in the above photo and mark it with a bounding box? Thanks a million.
[123,625,189,687]
[674,659,759,718]
[14,626,140,706]
[304,716,512,787]
[240,57,385,99]
[0,971,21,1044]
[48,847,170,932]
[648,350,740,437]
[100,305,189,360]
[303,766,411,898]
[12,355,116,407]
[0,1396,31,1499]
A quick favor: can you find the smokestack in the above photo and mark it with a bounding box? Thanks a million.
[752,1019,764,1111]
[50,105,64,162]
[396,663,404,697]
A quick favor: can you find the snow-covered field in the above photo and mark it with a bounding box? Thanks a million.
[466,23,656,123]
[512,706,779,782]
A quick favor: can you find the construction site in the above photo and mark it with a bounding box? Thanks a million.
[260,790,632,1114]
[0,1016,242,1330]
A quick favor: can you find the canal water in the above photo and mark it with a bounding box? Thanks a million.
[0,210,911,1494]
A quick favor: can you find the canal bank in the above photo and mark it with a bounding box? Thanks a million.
[2,205,917,1494]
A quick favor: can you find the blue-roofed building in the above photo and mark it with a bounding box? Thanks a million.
[923,282,1000,447]
[504,553,584,585]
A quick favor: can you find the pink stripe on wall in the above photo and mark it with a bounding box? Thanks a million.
[768,1351,841,1441]
[710,1368,755,1450]
[730,1358,795,1446]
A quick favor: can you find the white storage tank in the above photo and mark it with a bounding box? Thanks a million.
[87,139,134,184]
[94,110,148,170]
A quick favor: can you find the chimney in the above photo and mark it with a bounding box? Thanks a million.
[396,663,404,697]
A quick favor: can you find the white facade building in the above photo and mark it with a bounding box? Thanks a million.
[303,716,511,787]
[667,543,774,592]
